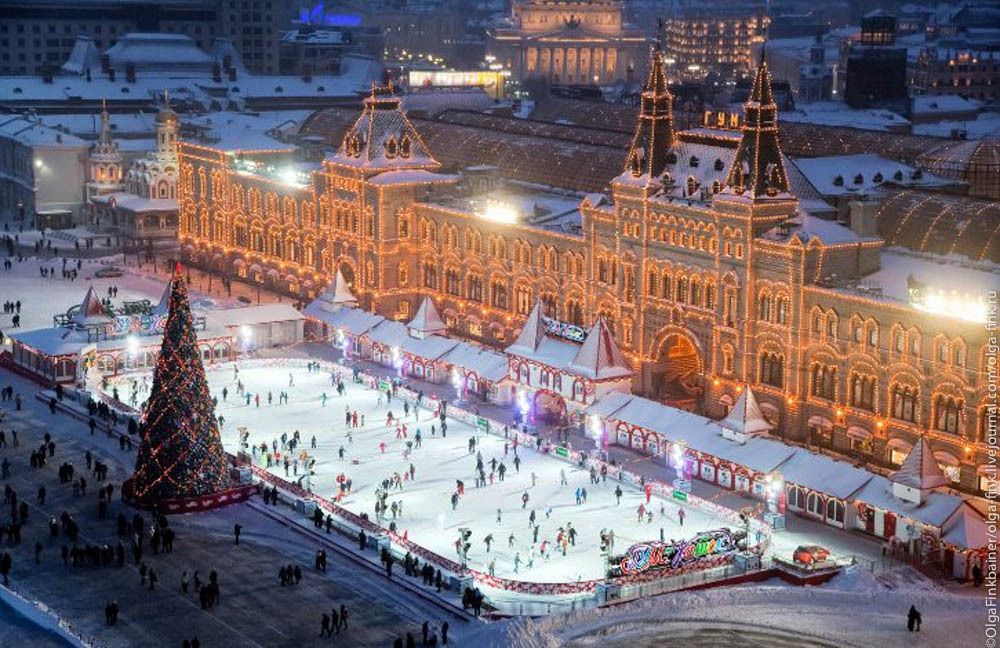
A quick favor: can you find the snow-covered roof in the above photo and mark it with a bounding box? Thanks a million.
[407,297,447,337]
[851,248,999,306]
[184,111,312,152]
[941,503,989,549]
[567,318,632,380]
[585,390,980,543]
[74,286,112,327]
[781,102,911,133]
[719,387,773,436]
[890,436,951,491]
[7,327,91,357]
[778,452,873,500]
[791,154,956,197]
[367,170,458,185]
[441,342,509,383]
[203,303,305,328]
[329,83,440,173]
[313,307,384,337]
[304,268,358,318]
[853,476,964,528]
[400,334,460,361]
[506,302,547,357]
[0,116,87,148]
[366,319,410,347]
[911,95,982,116]
[102,33,215,74]
[89,192,178,213]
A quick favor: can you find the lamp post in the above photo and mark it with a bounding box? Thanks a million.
[451,367,464,403]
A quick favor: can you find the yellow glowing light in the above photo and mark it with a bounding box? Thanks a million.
[913,289,988,323]
[479,200,519,224]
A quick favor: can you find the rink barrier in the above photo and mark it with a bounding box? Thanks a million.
[0,583,90,647]
[98,358,770,598]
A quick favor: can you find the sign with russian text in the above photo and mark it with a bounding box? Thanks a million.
[617,528,743,575]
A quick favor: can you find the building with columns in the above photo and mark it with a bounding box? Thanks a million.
[488,0,647,86]
[87,93,180,246]
[177,52,997,497]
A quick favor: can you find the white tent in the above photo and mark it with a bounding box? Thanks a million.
[407,296,447,339]
[719,387,773,441]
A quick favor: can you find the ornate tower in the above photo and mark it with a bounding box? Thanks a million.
[725,59,791,200]
[624,47,675,179]
[153,91,179,163]
[87,101,124,199]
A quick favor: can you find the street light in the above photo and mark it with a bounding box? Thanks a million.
[450,367,464,402]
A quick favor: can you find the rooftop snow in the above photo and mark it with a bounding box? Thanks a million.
[791,153,957,197]
[852,247,999,304]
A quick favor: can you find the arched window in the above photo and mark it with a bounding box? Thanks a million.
[646,269,658,296]
[677,276,688,302]
[760,352,783,387]
[758,294,771,321]
[775,296,788,325]
[661,272,672,300]
[811,364,836,400]
[850,374,876,411]
[891,385,917,423]
[934,396,963,434]
[806,492,824,517]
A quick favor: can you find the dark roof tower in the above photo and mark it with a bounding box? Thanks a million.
[624,46,675,179]
[726,59,791,199]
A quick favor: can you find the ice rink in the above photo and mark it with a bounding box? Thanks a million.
[119,363,737,583]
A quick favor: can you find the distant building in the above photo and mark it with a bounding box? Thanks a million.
[489,0,647,86]
[660,1,769,82]
[0,116,88,227]
[87,94,180,246]
[843,12,908,112]
[0,0,294,76]
[911,47,1000,103]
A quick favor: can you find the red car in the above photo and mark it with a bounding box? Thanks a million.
[793,545,831,566]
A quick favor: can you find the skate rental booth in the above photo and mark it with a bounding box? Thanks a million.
[6,284,305,386]
[505,302,633,424]
[305,295,515,403]
[587,389,988,578]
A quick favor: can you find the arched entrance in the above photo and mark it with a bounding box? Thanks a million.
[649,330,703,409]
[533,389,567,424]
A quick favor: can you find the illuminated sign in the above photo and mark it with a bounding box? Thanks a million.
[617,528,743,575]
[106,314,167,338]
[542,316,586,343]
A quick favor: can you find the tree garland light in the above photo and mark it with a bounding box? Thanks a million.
[128,265,232,503]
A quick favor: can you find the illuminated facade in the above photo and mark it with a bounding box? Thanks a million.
[178,55,997,496]
[489,0,647,85]
[660,2,769,81]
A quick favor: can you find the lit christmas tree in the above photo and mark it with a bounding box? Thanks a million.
[126,266,232,505]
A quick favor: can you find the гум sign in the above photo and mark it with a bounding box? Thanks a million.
[617,528,744,575]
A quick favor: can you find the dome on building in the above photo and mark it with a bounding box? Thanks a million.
[916,136,1000,201]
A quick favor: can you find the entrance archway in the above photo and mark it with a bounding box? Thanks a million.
[649,329,703,408]
[533,389,567,424]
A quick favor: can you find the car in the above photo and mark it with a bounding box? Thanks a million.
[792,545,831,566]
[94,266,124,278]
[237,295,253,304]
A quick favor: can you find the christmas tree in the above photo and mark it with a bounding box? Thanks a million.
[127,266,232,504]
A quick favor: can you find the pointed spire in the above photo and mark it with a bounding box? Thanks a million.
[890,436,950,491]
[725,58,791,198]
[73,286,112,327]
[719,386,773,436]
[623,46,675,179]
[507,301,547,356]
[407,296,447,338]
[569,318,632,380]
